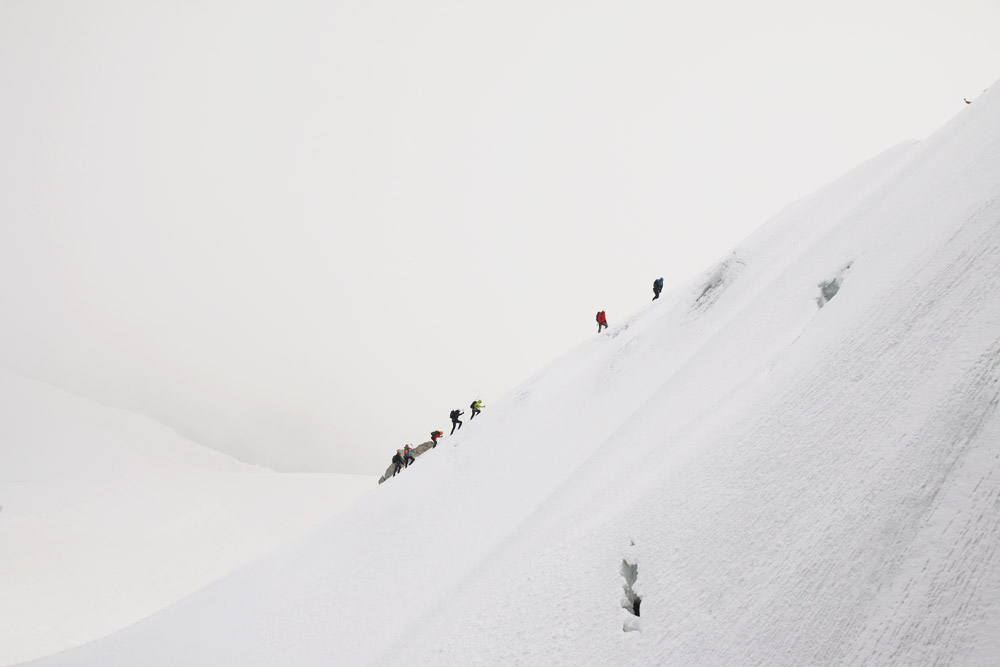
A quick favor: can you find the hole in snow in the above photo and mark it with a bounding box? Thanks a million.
[817,279,841,307]
[621,559,641,631]
[816,262,853,309]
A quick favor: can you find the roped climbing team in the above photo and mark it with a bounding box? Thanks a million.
[390,277,666,478]
[387,400,486,477]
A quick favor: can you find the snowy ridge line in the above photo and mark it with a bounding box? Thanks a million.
[376,177,992,664]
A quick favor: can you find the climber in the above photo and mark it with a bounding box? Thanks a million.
[470,399,484,420]
[431,430,443,446]
[403,444,416,467]
[450,409,464,434]
[652,277,664,300]
[596,310,608,333]
[391,450,404,476]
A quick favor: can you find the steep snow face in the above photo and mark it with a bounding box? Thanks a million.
[0,369,373,666]
[33,82,1000,666]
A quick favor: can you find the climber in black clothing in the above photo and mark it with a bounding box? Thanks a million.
[449,409,464,434]
[652,277,664,300]
[391,451,404,476]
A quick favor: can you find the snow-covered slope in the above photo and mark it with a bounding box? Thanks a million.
[32,82,1000,666]
[0,369,373,666]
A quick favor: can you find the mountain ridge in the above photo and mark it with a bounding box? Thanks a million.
[28,80,1000,666]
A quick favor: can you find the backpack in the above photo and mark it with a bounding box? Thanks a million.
[470,401,477,409]
[450,410,459,420]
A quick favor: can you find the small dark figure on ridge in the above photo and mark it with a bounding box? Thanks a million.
[450,409,464,434]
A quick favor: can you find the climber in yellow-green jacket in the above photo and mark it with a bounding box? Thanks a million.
[470,399,485,420]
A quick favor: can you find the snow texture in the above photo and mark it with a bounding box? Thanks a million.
[21,81,1000,666]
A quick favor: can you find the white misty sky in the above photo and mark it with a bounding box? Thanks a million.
[0,0,997,474]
